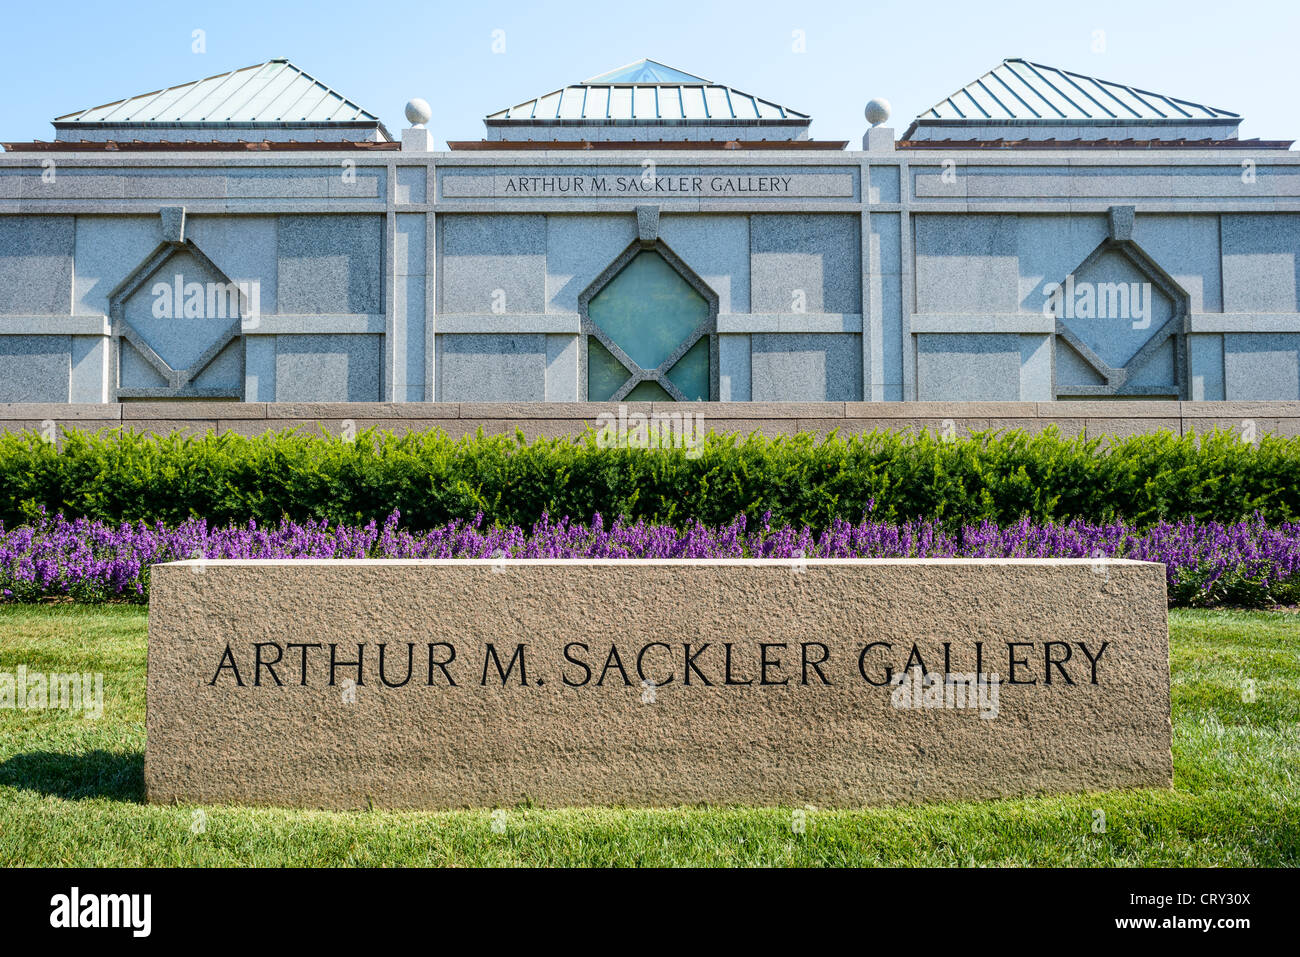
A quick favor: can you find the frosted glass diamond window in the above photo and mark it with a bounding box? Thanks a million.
[583,249,713,401]
[665,337,709,401]
[587,338,630,402]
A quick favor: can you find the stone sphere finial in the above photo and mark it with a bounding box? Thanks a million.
[865,98,891,127]
[405,98,432,127]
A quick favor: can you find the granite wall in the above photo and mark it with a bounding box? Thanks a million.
[1,399,1297,442]
[0,150,1297,405]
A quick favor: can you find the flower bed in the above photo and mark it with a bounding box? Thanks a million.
[2,508,1297,608]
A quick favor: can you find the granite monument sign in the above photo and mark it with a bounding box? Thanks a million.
[145,557,1172,809]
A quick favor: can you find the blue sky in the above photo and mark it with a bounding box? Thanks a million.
[1,0,1296,146]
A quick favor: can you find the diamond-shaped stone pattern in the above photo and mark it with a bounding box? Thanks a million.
[1059,248,1174,370]
[121,249,239,374]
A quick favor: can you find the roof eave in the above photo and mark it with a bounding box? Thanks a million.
[51,119,394,142]
[901,115,1243,141]
[911,116,1243,127]
[484,117,812,128]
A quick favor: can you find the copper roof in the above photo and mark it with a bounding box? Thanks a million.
[897,136,1292,150]
[486,59,810,125]
[902,58,1250,143]
[55,58,388,130]
[2,139,401,152]
[448,139,846,151]
[916,58,1239,124]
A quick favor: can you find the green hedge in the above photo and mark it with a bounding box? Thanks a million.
[0,426,1297,531]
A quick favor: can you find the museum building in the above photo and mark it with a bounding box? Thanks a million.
[0,56,1297,405]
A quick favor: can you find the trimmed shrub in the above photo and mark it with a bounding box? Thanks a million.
[0,425,1297,532]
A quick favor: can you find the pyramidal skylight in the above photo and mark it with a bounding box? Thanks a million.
[903,58,1242,142]
[484,58,811,142]
[53,58,392,143]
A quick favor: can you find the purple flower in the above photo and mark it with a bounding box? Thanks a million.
[0,509,1296,608]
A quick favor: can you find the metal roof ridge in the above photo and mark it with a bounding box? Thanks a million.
[486,79,810,123]
[919,57,1243,123]
[286,61,377,121]
[999,60,1063,118]
[1016,60,1091,118]
[55,59,270,122]
[1020,57,1240,118]
[52,57,384,126]
[196,60,282,123]
[582,58,712,84]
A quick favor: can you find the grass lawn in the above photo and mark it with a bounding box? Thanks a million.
[0,604,1296,867]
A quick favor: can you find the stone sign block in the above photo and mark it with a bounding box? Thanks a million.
[146,558,1172,809]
